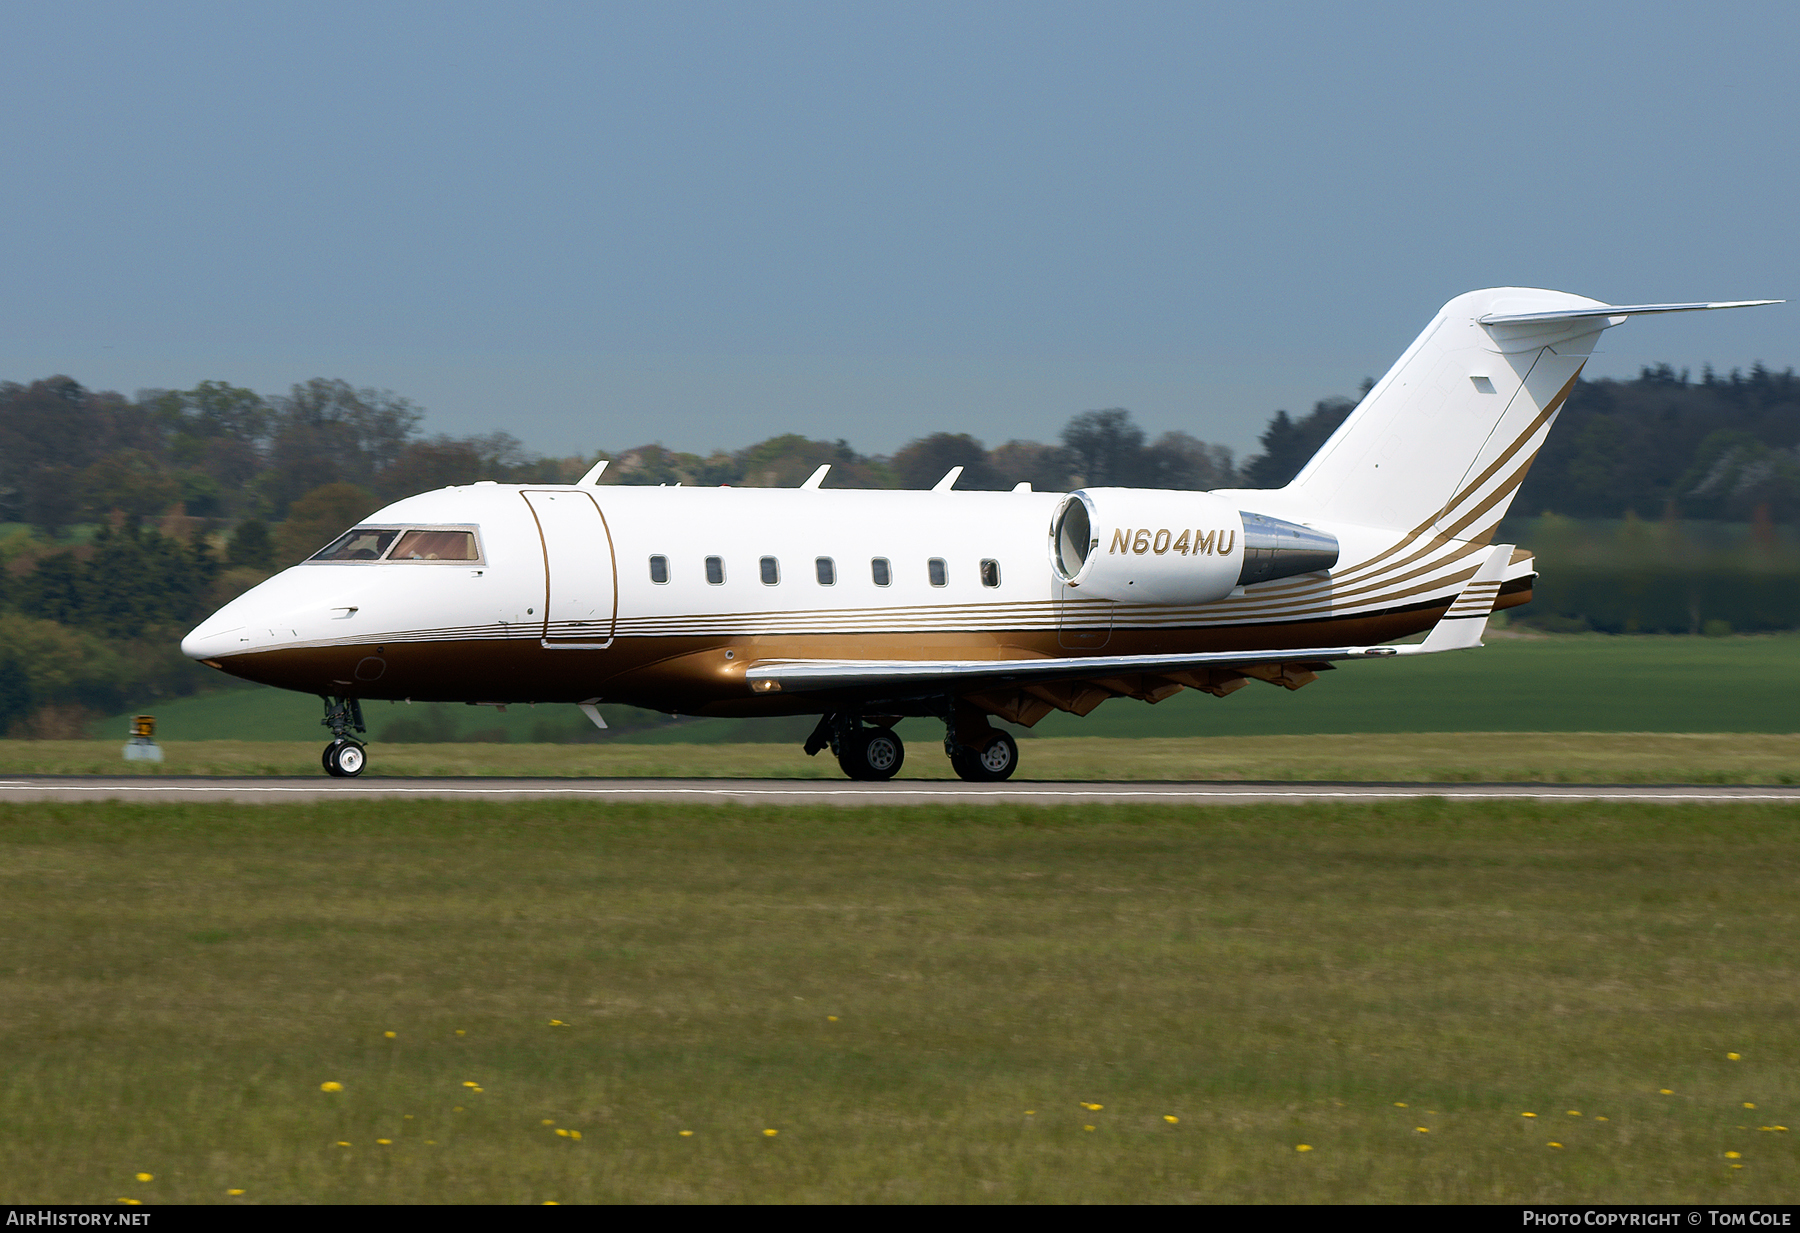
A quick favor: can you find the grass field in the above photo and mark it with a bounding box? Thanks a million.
[90,632,1800,745]
[9,732,1800,783]
[1,799,1794,1204]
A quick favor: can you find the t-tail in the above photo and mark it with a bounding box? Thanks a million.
[1239,288,1780,542]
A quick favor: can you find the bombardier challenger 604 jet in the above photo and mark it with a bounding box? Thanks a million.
[182,288,1779,778]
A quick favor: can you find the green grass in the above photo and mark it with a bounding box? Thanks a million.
[95,632,1800,745]
[9,731,1800,782]
[0,799,1794,1203]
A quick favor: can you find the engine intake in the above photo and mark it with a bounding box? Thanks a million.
[1050,489,1338,603]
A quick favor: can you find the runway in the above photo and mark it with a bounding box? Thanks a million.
[3,777,1800,805]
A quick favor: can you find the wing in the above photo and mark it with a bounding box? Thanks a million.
[744,545,1515,697]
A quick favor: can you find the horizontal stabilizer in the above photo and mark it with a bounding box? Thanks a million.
[1479,299,1780,326]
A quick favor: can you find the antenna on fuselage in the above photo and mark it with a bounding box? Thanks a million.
[575,458,609,486]
[801,464,830,489]
[932,466,963,491]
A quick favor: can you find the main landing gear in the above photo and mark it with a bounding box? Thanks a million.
[805,714,906,781]
[320,695,368,778]
[801,706,1021,782]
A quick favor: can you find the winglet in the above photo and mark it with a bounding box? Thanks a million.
[1417,544,1513,653]
[576,458,609,485]
[801,464,830,489]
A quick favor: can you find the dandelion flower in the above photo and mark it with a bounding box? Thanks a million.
[455,1029,466,1036]
[1731,1164,1744,1170]
[1596,1117,1610,1122]
[1521,1112,1537,1118]
[570,1131,581,1141]
[1660,1089,1674,1095]
[320,1081,343,1092]
[337,1141,351,1147]
[119,1200,139,1206]
[680,1131,694,1137]
[426,1140,437,1145]
[1080,1102,1103,1111]
[376,1139,392,1146]
[454,1107,464,1113]
[463,1081,479,1088]
[1394,1102,1408,1108]
[227,1190,244,1196]
[1776,1126,1789,1132]
[1083,1125,1095,1132]
[1296,1144,1313,1152]
[1728,1053,1741,1061]
[1726,1151,1742,1159]
[1548,1142,1563,1149]
[1164,1116,1179,1124]
[384,1031,396,1039]
[1744,1103,1757,1109]
[544,1201,560,1205]
[549,1019,566,1026]
[1415,1127,1429,1134]
[1567,1111,1581,1117]
[542,1119,556,1126]
[827,1016,838,1022]
[556,1129,570,1137]
[1025,1111,1036,1116]
[136,1173,153,1182]
[763,1129,779,1137]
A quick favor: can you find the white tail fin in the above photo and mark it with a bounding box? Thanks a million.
[1281,288,1610,540]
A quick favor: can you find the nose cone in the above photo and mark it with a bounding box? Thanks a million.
[181,619,247,662]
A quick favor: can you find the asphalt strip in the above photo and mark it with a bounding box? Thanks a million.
[2,779,1800,805]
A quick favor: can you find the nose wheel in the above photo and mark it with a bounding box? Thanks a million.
[323,738,367,777]
[319,694,369,778]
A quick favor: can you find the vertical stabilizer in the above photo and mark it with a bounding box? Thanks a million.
[1280,288,1607,540]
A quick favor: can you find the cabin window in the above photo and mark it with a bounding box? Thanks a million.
[816,557,836,585]
[390,529,478,561]
[705,556,725,585]
[312,527,400,562]
[980,559,1001,587]
[760,556,780,585]
[649,555,669,584]
[928,558,947,587]
[871,557,891,587]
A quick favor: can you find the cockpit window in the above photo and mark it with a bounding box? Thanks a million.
[312,528,400,561]
[309,525,482,564]
[391,529,478,561]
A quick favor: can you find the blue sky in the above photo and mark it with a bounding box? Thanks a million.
[3,1,1792,459]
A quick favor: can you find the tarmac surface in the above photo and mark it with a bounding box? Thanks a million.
[3,777,1800,805]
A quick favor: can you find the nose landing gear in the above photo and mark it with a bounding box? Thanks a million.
[320,695,368,778]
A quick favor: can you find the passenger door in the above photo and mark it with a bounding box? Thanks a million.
[521,490,617,648]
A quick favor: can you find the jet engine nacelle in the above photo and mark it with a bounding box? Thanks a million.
[1050,488,1339,603]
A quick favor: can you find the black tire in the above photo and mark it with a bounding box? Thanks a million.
[323,738,367,778]
[837,727,905,781]
[950,732,1018,782]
